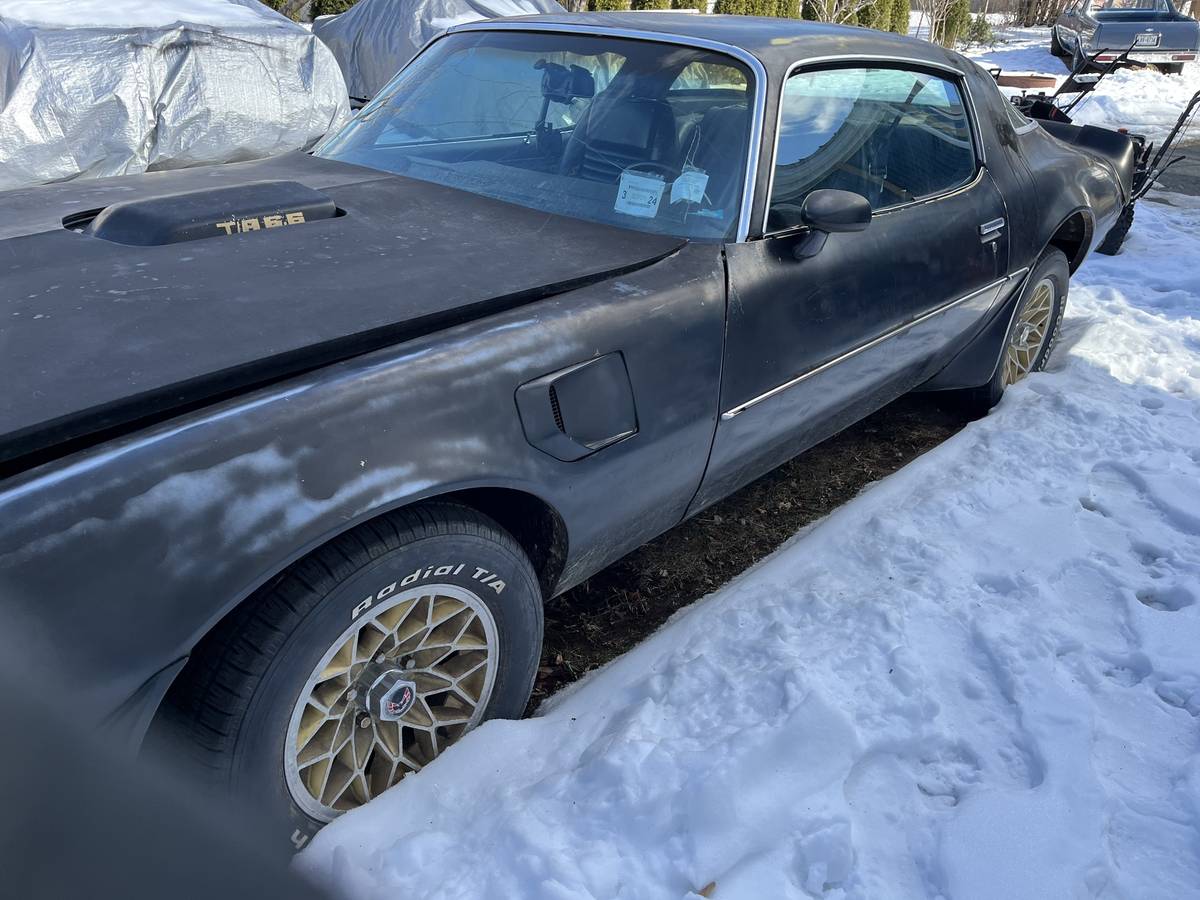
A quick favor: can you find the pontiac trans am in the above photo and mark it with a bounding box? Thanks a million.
[0,14,1131,845]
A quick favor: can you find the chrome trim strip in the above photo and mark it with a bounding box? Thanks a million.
[1013,117,1041,136]
[720,269,1029,420]
[762,55,988,238]
[443,21,768,243]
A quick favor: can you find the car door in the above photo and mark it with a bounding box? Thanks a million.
[1059,0,1083,52]
[691,63,1010,510]
[1077,0,1099,54]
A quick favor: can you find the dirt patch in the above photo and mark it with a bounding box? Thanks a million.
[529,394,971,711]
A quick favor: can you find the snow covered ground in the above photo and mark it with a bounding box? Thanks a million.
[296,28,1200,900]
[299,194,1200,899]
[963,23,1200,142]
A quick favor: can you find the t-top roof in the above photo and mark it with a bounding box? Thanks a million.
[452,13,967,75]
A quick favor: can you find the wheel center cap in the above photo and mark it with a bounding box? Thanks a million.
[368,670,417,722]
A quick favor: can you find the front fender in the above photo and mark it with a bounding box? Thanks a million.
[0,242,728,747]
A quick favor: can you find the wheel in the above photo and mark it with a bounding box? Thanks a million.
[1096,203,1134,255]
[162,502,543,851]
[955,248,1069,416]
[1050,27,1070,58]
[1157,63,1185,75]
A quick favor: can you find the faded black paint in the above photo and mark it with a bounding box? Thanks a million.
[0,19,1125,749]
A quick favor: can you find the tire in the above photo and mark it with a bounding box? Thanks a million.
[162,501,543,851]
[955,247,1069,416]
[1096,203,1134,256]
[1050,27,1069,58]
[1157,63,1185,75]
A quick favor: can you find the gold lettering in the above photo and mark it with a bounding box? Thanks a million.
[215,220,237,236]
[262,215,284,228]
[285,211,306,225]
[239,218,261,232]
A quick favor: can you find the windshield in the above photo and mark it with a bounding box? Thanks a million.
[316,31,754,241]
[1089,0,1170,11]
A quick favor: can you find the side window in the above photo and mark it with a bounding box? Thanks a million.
[670,61,748,92]
[1004,96,1035,132]
[768,66,977,231]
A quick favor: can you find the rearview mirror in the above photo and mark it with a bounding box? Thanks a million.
[792,189,872,259]
[535,60,595,104]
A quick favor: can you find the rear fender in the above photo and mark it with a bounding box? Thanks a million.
[917,269,1030,392]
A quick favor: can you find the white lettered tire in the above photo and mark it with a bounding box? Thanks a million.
[162,502,543,849]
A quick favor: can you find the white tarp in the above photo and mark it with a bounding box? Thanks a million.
[0,0,351,191]
[313,0,565,102]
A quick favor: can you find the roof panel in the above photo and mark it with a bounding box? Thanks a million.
[454,13,967,74]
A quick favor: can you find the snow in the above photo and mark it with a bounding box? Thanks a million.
[282,22,1200,899]
[0,0,277,29]
[1072,65,1200,141]
[961,23,1200,141]
[297,188,1200,897]
[963,24,1074,76]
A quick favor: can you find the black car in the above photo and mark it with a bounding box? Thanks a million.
[0,14,1130,847]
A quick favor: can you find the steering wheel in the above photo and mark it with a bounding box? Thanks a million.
[622,161,681,181]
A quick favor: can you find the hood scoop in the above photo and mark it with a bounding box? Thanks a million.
[69,180,339,246]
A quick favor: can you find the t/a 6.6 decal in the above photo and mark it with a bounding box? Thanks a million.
[352,564,506,619]
[214,211,307,235]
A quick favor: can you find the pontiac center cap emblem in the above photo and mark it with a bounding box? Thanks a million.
[380,680,416,721]
[369,671,417,722]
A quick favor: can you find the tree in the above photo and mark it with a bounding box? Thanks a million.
[631,0,673,7]
[914,0,959,44]
[671,0,707,10]
[309,0,359,16]
[796,0,894,24]
[889,0,910,33]
[857,0,891,30]
[590,0,632,8]
[964,13,994,45]
[1016,0,1072,26]
[942,0,971,44]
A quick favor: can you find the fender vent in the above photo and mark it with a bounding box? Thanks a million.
[515,353,638,462]
[549,384,566,433]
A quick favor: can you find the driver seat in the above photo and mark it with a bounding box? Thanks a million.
[559,96,677,183]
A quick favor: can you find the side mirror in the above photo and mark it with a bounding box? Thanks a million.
[793,189,871,259]
[801,189,872,233]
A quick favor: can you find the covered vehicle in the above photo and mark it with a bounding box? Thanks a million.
[0,0,349,190]
[1052,0,1200,74]
[0,14,1128,849]
[313,0,565,102]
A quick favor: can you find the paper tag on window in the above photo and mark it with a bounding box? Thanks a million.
[671,166,709,205]
[615,170,665,218]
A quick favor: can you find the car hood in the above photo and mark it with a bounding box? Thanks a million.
[0,153,684,472]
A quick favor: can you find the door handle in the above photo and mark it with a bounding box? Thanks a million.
[979,218,1005,243]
